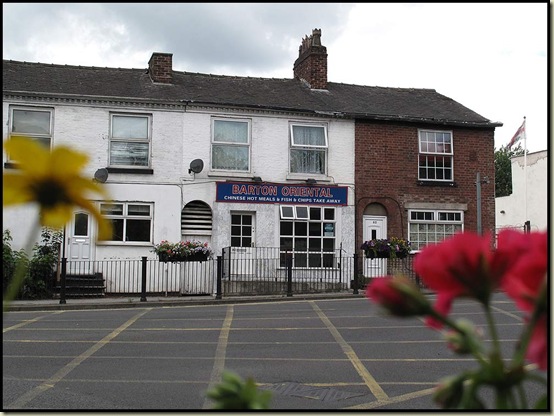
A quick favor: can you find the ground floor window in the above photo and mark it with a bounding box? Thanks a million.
[99,202,153,243]
[280,206,336,268]
[408,209,463,250]
[231,213,254,247]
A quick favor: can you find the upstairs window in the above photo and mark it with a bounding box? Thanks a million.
[211,119,250,172]
[109,114,151,168]
[418,130,453,181]
[9,107,53,155]
[290,124,327,174]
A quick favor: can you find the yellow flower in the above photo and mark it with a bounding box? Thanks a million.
[3,136,112,239]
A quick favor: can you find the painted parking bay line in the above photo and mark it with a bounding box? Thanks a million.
[6,308,152,409]
[310,301,388,401]
[3,311,65,333]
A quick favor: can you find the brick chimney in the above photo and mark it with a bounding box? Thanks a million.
[148,52,173,84]
[293,28,327,90]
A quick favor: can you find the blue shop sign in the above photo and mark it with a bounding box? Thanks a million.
[216,182,348,206]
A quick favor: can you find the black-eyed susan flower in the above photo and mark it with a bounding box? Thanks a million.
[3,136,112,239]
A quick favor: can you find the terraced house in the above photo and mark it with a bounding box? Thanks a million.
[3,29,501,293]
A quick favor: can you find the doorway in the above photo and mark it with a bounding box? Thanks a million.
[67,211,93,273]
[362,215,387,277]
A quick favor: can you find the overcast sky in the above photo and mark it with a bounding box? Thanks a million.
[3,3,548,152]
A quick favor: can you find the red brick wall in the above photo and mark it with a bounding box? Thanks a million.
[148,53,173,84]
[354,120,496,247]
[293,51,327,89]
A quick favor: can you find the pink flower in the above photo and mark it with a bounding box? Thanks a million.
[497,230,547,313]
[414,232,504,327]
[366,276,431,317]
[526,315,547,370]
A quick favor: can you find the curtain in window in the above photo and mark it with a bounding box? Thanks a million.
[111,142,149,166]
[212,145,249,170]
[214,120,248,143]
[290,149,325,174]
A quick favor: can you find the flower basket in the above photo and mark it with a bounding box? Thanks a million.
[153,240,213,263]
[361,237,411,259]
[158,252,210,263]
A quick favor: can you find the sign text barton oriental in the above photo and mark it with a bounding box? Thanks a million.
[216,182,348,205]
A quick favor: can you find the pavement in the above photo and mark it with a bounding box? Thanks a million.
[3,291,367,312]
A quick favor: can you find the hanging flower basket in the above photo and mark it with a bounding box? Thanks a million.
[361,237,411,259]
[153,240,213,263]
[158,251,210,263]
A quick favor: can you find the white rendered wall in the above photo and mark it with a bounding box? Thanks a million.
[3,101,356,258]
[495,150,548,232]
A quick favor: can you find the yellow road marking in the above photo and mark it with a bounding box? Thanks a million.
[202,305,234,410]
[3,311,64,333]
[7,308,151,409]
[310,301,388,401]
[344,387,436,409]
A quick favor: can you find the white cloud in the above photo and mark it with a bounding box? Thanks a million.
[3,3,547,151]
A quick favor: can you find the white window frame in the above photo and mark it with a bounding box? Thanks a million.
[8,106,53,159]
[98,202,153,244]
[279,206,336,268]
[211,118,251,172]
[109,113,152,168]
[418,129,454,182]
[289,123,328,175]
[408,209,463,251]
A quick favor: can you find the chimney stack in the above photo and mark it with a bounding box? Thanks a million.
[293,28,327,90]
[148,52,173,84]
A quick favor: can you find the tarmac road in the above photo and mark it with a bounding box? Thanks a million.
[2,292,547,410]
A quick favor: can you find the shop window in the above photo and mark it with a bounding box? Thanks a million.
[279,206,335,268]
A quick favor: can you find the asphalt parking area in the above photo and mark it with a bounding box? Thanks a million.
[2,292,545,410]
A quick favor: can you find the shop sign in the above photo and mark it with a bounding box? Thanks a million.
[216,182,348,205]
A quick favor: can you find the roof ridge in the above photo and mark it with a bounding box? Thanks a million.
[3,59,145,71]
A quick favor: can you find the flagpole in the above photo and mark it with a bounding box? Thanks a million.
[523,116,527,225]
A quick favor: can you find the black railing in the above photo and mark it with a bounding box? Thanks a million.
[56,249,423,301]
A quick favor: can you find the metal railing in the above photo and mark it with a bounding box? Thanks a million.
[56,249,423,303]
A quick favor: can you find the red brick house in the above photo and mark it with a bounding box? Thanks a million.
[292,29,499,252]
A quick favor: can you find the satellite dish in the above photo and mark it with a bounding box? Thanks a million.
[189,159,204,174]
[93,168,109,183]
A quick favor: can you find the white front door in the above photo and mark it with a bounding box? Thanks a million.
[68,211,93,273]
[229,213,255,277]
[362,215,387,277]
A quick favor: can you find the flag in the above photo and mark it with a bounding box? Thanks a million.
[507,120,525,149]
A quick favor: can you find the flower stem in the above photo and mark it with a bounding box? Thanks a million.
[510,286,546,369]
[3,218,41,312]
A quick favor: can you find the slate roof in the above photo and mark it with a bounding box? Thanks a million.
[3,60,501,128]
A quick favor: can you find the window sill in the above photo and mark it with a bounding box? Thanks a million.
[417,180,457,187]
[207,171,252,179]
[286,174,332,183]
[107,167,154,175]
